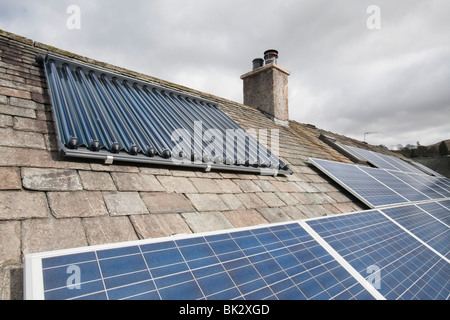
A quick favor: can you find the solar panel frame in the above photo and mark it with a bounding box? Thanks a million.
[389,171,449,200]
[307,208,450,300]
[410,161,447,178]
[381,204,450,259]
[24,221,378,300]
[345,146,425,174]
[309,158,410,208]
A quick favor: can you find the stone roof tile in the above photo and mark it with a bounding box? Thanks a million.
[130,213,192,239]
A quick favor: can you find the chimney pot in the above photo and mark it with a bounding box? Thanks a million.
[252,58,264,70]
[264,49,279,65]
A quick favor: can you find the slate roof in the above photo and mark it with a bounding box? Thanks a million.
[0,29,396,299]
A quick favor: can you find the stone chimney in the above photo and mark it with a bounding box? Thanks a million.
[240,49,290,125]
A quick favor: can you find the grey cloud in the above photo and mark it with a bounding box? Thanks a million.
[0,0,448,147]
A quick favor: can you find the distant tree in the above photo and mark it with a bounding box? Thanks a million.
[428,146,438,157]
[399,144,415,158]
[439,141,449,156]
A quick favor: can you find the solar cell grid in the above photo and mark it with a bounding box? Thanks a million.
[345,146,424,174]
[359,167,429,202]
[346,146,399,171]
[35,223,375,300]
[307,210,450,300]
[309,158,409,208]
[381,205,450,259]
[390,171,449,200]
[439,199,450,210]
[418,201,450,226]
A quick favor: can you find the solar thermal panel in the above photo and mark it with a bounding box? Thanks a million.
[25,222,376,300]
[39,54,290,175]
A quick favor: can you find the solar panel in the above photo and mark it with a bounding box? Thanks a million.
[381,205,450,258]
[409,160,446,178]
[358,167,430,202]
[307,208,450,300]
[309,158,409,208]
[38,54,290,176]
[310,158,449,209]
[389,171,449,200]
[25,200,450,300]
[417,202,450,227]
[345,146,399,171]
[24,222,377,300]
[345,146,425,174]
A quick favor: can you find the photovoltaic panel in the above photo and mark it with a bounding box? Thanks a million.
[389,171,449,200]
[411,161,446,178]
[417,202,450,227]
[307,209,450,300]
[381,205,450,259]
[358,166,430,202]
[345,146,424,175]
[439,199,450,210]
[25,223,376,300]
[25,200,450,300]
[309,158,409,208]
[310,158,450,209]
[345,146,400,171]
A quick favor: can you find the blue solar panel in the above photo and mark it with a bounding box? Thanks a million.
[417,202,450,227]
[439,199,450,210]
[359,167,430,202]
[26,223,376,300]
[345,146,424,174]
[307,209,450,300]
[389,171,449,200]
[309,158,409,208]
[381,205,450,259]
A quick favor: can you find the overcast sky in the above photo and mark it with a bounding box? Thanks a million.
[1,0,449,148]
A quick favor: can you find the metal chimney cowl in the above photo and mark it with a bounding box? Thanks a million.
[264,49,279,65]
